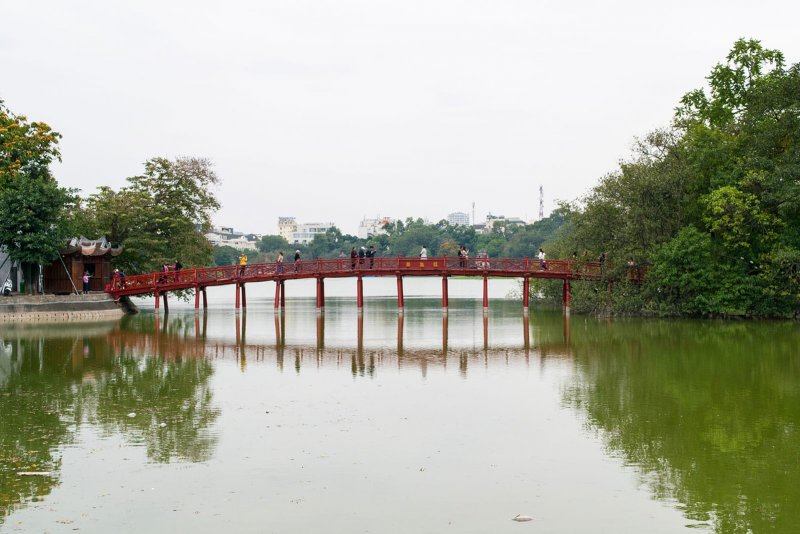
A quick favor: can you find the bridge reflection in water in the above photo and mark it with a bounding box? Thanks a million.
[124,304,574,378]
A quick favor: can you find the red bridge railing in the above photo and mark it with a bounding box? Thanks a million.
[106,256,627,299]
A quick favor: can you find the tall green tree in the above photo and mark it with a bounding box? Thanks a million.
[552,38,800,317]
[0,101,73,292]
[77,157,220,273]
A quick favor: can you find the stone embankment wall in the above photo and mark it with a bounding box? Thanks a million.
[0,293,126,323]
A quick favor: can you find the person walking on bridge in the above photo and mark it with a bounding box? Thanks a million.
[538,248,547,270]
[368,245,376,268]
[420,246,428,259]
[239,253,248,277]
[294,250,301,272]
[277,251,284,273]
[358,246,366,267]
[458,245,468,268]
[350,247,357,269]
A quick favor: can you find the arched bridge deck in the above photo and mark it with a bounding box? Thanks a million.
[107,256,635,312]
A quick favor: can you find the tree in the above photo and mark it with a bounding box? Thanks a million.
[0,100,61,184]
[258,235,290,253]
[552,39,800,316]
[77,157,221,273]
[213,245,239,266]
[0,101,73,292]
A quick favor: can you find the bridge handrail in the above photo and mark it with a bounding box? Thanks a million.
[107,256,630,296]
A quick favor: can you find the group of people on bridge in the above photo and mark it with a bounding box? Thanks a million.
[350,246,377,269]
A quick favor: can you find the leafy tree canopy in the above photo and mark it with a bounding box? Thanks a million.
[75,157,220,273]
[0,101,73,292]
[550,38,800,317]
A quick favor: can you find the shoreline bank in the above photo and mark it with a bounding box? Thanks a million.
[0,293,129,323]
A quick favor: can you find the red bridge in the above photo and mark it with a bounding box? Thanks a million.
[107,256,625,312]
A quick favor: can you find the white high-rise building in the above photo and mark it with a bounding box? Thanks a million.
[358,216,395,239]
[447,212,470,226]
[278,217,334,244]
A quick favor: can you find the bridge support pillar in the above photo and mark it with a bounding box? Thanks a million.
[316,278,325,312]
[441,275,448,312]
[241,283,247,309]
[194,287,200,309]
[357,276,364,312]
[155,291,160,310]
[274,280,281,311]
[396,275,404,313]
[162,292,169,313]
[280,280,285,310]
[483,275,489,314]
[522,277,529,313]
[235,283,241,310]
[563,279,571,314]
[202,287,208,309]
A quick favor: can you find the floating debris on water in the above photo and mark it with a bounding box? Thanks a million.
[512,514,534,522]
[17,471,52,477]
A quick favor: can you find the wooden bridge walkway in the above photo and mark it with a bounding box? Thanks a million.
[106,256,635,312]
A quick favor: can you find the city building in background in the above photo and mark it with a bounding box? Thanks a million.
[278,217,335,244]
[483,214,526,234]
[447,212,470,226]
[358,216,395,239]
[205,227,261,250]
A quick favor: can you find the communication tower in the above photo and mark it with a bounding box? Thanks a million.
[538,186,544,220]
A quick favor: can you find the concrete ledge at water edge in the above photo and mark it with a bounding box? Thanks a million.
[0,293,135,323]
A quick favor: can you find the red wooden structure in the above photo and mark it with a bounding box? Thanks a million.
[107,256,640,312]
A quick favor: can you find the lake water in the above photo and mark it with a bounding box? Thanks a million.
[1,278,798,532]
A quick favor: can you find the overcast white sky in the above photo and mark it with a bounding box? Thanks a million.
[3,1,798,235]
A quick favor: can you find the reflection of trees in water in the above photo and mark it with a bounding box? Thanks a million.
[0,327,219,523]
[90,353,217,463]
[0,338,75,522]
[563,319,800,533]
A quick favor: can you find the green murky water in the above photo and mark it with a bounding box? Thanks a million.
[1,292,799,532]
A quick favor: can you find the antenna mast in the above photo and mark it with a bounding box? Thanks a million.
[538,185,544,220]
